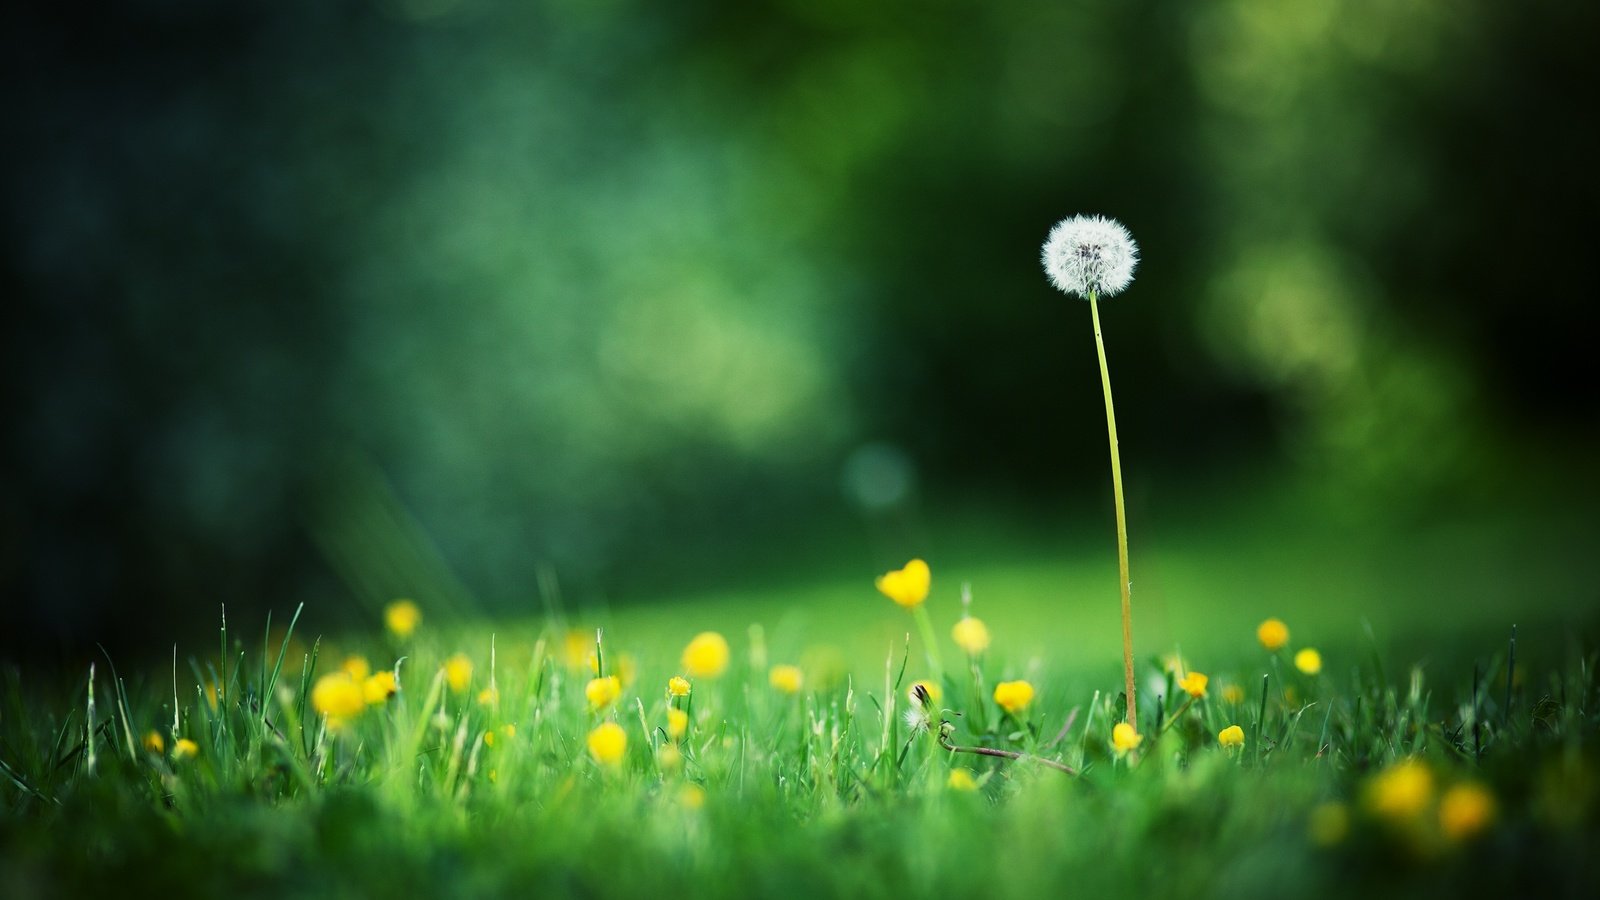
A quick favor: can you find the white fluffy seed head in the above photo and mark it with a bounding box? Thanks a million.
[1041,214,1139,299]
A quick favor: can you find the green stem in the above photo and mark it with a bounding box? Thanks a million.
[911,605,944,682]
[1090,293,1137,727]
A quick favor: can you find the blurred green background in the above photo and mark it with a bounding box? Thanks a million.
[3,0,1597,660]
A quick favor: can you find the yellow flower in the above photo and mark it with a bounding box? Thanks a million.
[875,558,931,608]
[1364,758,1434,821]
[1257,618,1290,651]
[1308,801,1351,846]
[951,616,991,655]
[562,630,593,671]
[1221,683,1245,704]
[142,730,165,754]
[1111,722,1143,754]
[667,676,692,697]
[1439,783,1495,841]
[586,675,622,710]
[384,600,421,639]
[586,721,627,767]
[1178,671,1209,698]
[312,672,366,720]
[909,679,943,705]
[172,738,199,761]
[667,708,689,741]
[681,632,730,679]
[993,680,1034,715]
[769,664,804,695]
[444,653,473,693]
[483,723,516,747]
[947,768,979,791]
[341,656,370,682]
[477,685,499,706]
[657,742,684,770]
[364,671,397,704]
[679,783,706,809]
[1217,724,1245,747]
[1295,648,1323,675]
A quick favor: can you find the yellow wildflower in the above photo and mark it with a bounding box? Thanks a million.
[483,724,515,748]
[668,675,692,697]
[312,672,366,720]
[667,708,689,741]
[951,616,991,655]
[1218,724,1245,747]
[1308,801,1351,846]
[172,738,199,761]
[947,768,979,791]
[1257,618,1290,651]
[909,679,943,704]
[477,684,498,706]
[769,664,804,695]
[341,656,370,682]
[384,599,420,639]
[1439,783,1495,842]
[993,680,1034,715]
[1222,683,1245,705]
[1365,758,1434,821]
[875,558,931,608]
[681,632,730,679]
[657,743,683,771]
[586,675,622,710]
[364,670,397,704]
[1295,648,1323,675]
[586,721,627,767]
[679,783,706,809]
[1178,671,1209,698]
[444,653,473,693]
[1111,722,1143,754]
[142,730,165,754]
[562,630,593,671]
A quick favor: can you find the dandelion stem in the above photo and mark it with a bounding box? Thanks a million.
[910,605,944,682]
[938,724,1077,775]
[1090,292,1136,726]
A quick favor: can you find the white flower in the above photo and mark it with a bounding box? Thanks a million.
[1041,214,1139,299]
[903,705,932,733]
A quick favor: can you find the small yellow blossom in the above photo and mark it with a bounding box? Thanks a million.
[667,708,689,741]
[587,721,627,767]
[1257,618,1290,651]
[910,679,943,705]
[1365,758,1434,821]
[312,672,366,720]
[1295,648,1323,675]
[477,685,499,706]
[172,738,199,761]
[993,680,1034,715]
[483,724,515,748]
[341,656,371,682]
[1309,801,1351,846]
[1178,671,1209,698]
[668,676,692,697]
[875,558,931,608]
[562,630,593,671]
[142,730,165,754]
[1111,722,1143,754]
[586,675,622,710]
[679,783,706,809]
[657,743,683,771]
[769,664,804,695]
[681,632,730,679]
[1222,683,1245,704]
[951,616,991,655]
[444,653,473,693]
[384,600,421,639]
[1439,783,1495,841]
[947,768,979,791]
[1218,724,1245,747]
[364,671,397,704]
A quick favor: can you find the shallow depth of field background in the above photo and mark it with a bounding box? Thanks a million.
[3,1,1597,667]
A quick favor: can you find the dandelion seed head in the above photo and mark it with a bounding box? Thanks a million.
[903,705,932,733]
[1041,214,1139,299]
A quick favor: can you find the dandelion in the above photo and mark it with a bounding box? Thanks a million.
[364,670,397,704]
[681,632,730,679]
[586,675,622,710]
[1178,671,1209,698]
[484,723,516,747]
[312,672,366,721]
[947,768,979,791]
[1221,683,1245,704]
[666,708,689,741]
[1295,648,1323,675]
[1257,618,1290,651]
[993,680,1035,715]
[172,738,199,761]
[1042,214,1142,726]
[667,676,692,698]
[477,685,498,706]
[1111,722,1143,755]
[909,679,943,705]
[1217,724,1245,747]
[951,616,991,655]
[1364,758,1434,821]
[444,653,473,693]
[1308,801,1351,847]
[341,656,371,681]
[586,722,627,767]
[562,630,594,671]
[1439,783,1495,842]
[769,664,804,695]
[141,730,165,754]
[657,743,683,771]
[875,558,930,608]
[384,599,421,639]
[904,694,934,733]
[679,783,706,809]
